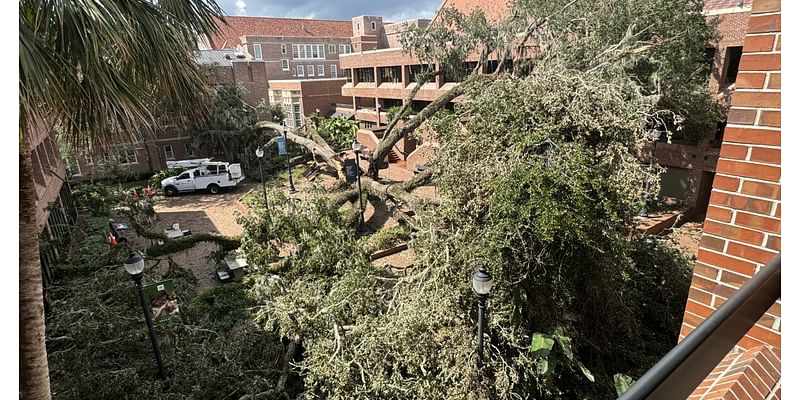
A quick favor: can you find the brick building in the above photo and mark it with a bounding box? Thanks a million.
[203,16,354,83]
[26,121,78,287]
[72,16,358,179]
[652,0,753,212]
[680,0,781,398]
[267,79,351,129]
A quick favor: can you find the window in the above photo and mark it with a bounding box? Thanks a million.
[329,44,336,54]
[281,44,287,54]
[356,67,375,83]
[723,46,743,87]
[177,172,190,180]
[281,59,289,71]
[164,145,175,160]
[291,44,325,59]
[339,44,351,54]
[297,65,305,77]
[331,65,338,78]
[317,65,324,76]
[66,157,81,177]
[293,104,301,127]
[371,21,376,31]
[184,143,194,157]
[253,44,262,60]
[121,148,138,164]
[344,68,352,82]
[379,66,402,83]
[307,65,315,76]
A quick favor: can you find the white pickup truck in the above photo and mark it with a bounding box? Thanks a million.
[161,161,245,196]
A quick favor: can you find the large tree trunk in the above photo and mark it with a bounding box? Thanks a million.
[19,147,52,399]
[367,79,471,178]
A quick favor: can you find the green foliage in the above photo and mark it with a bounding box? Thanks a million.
[361,224,411,254]
[319,116,359,149]
[46,266,290,400]
[149,168,186,189]
[614,373,635,397]
[386,105,410,124]
[72,182,126,216]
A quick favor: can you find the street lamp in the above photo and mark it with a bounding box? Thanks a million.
[352,139,367,233]
[639,129,662,217]
[255,147,269,210]
[472,266,493,370]
[123,251,171,388]
[283,126,297,194]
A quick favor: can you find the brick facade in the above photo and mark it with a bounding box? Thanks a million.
[681,0,780,397]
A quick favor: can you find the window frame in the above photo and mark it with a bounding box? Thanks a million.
[297,65,305,77]
[281,44,287,54]
[281,59,290,71]
[317,65,324,76]
[184,143,194,157]
[329,44,336,54]
[307,64,315,77]
[121,148,138,165]
[253,43,262,60]
[371,21,377,31]
[330,64,338,78]
[164,144,175,160]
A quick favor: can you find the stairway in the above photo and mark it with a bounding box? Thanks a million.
[387,149,401,163]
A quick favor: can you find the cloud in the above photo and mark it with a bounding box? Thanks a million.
[218,0,441,20]
[235,0,247,15]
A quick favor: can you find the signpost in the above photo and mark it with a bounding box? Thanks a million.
[144,280,180,322]
[277,136,288,156]
[344,158,358,184]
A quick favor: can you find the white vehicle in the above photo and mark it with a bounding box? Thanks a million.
[160,161,245,196]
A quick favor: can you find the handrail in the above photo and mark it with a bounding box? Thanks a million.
[618,253,780,400]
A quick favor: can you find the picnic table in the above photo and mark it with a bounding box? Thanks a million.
[158,223,192,244]
[217,252,249,282]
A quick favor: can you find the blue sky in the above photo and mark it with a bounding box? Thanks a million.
[216,0,442,22]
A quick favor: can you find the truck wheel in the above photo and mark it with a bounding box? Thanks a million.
[208,184,221,194]
[164,186,177,196]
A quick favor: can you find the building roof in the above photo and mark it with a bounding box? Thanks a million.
[208,16,353,49]
[196,49,236,66]
[434,0,511,23]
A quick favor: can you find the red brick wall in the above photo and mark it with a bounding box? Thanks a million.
[681,0,780,397]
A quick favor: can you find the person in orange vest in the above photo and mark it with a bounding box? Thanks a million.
[145,185,155,200]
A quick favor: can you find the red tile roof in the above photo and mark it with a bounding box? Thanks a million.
[434,0,511,23]
[209,16,353,49]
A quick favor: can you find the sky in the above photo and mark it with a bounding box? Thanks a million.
[216,0,443,22]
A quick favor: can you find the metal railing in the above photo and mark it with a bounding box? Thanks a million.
[619,253,780,400]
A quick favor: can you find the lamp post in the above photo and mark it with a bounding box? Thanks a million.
[255,147,269,210]
[472,267,494,370]
[123,251,171,388]
[283,126,297,194]
[639,129,662,217]
[352,139,367,233]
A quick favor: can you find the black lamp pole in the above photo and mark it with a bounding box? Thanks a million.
[476,294,486,369]
[256,148,269,211]
[132,273,171,388]
[284,128,296,193]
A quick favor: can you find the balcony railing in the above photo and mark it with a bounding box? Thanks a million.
[618,253,780,400]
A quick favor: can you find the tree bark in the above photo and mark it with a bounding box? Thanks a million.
[20,147,52,400]
[368,79,470,178]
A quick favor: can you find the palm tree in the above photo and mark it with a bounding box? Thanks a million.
[19,1,224,398]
